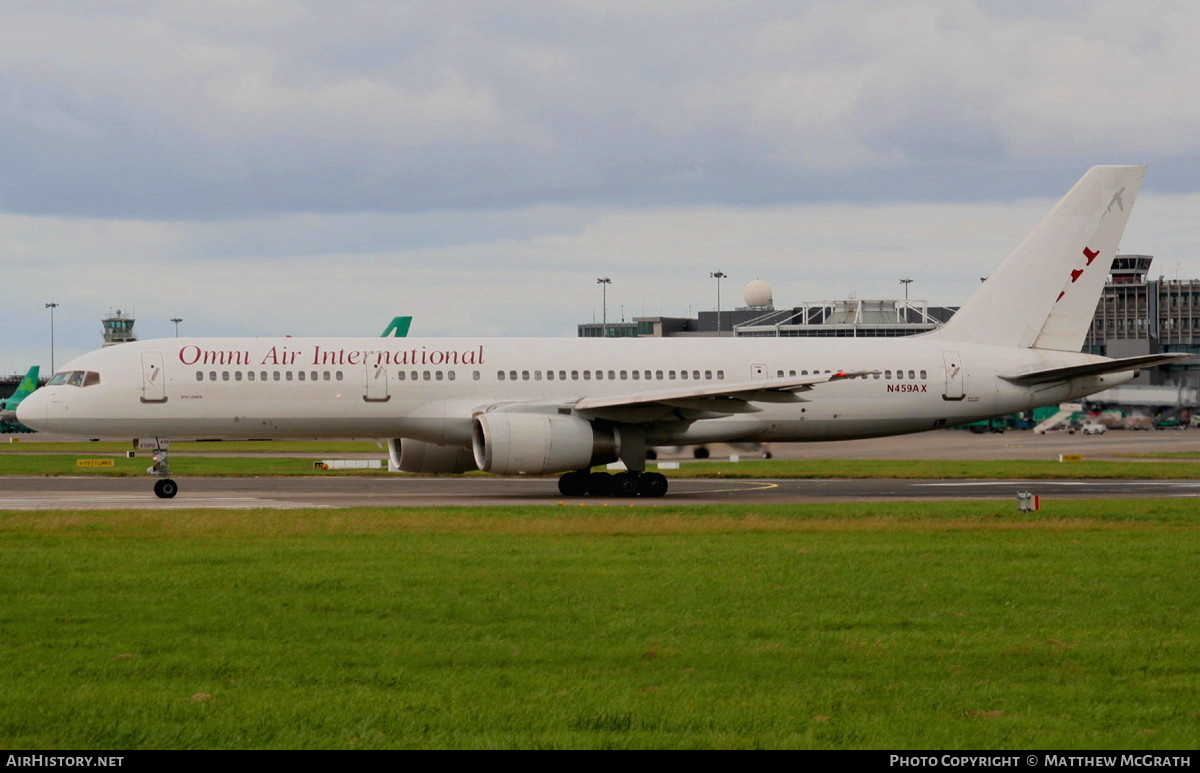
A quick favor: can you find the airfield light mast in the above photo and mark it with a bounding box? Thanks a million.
[44,302,58,374]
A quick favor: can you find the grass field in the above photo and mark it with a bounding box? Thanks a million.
[4,450,1200,479]
[1,501,1196,749]
[4,438,1199,480]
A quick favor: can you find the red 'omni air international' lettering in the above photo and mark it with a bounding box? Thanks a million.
[178,345,252,366]
[311,346,485,367]
[179,345,486,368]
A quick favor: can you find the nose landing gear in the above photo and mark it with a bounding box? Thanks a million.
[143,438,177,499]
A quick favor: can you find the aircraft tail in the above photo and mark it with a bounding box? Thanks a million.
[933,166,1145,351]
[5,366,40,407]
[0,366,40,429]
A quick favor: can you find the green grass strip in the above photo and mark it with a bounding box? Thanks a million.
[4,454,1200,479]
[0,501,1196,749]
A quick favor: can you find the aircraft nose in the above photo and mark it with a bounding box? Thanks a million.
[15,389,47,431]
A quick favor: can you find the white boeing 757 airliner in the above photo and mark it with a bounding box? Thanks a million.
[18,166,1184,499]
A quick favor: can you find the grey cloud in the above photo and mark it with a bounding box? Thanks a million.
[2,1,1199,222]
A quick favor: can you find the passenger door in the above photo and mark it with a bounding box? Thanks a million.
[942,352,964,401]
[364,363,390,402]
[140,352,167,403]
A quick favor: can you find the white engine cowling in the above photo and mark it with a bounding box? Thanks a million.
[471,412,616,475]
[387,438,478,474]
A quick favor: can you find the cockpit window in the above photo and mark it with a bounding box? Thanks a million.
[48,370,101,387]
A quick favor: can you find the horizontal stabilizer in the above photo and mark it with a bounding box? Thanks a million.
[1000,353,1189,386]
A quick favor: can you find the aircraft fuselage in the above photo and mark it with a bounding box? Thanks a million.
[18,335,1131,446]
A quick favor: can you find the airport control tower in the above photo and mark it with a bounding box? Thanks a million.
[102,309,137,347]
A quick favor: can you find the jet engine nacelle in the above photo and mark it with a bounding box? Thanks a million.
[471,412,617,475]
[387,438,478,474]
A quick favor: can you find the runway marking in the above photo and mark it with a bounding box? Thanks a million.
[914,481,1200,488]
[679,480,780,494]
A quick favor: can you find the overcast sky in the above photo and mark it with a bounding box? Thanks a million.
[4,0,1200,374]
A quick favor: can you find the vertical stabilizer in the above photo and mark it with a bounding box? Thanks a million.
[5,366,40,407]
[934,166,1145,351]
[0,366,40,429]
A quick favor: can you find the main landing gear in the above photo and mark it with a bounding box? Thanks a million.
[556,469,668,498]
[556,427,666,498]
[145,438,178,499]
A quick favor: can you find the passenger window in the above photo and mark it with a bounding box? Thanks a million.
[705,370,712,380]
[558,371,566,380]
[655,370,663,380]
[298,371,305,381]
[263,371,269,381]
[717,370,725,379]
[632,371,640,380]
[286,372,293,381]
[336,372,343,381]
[509,370,517,381]
[497,371,505,381]
[435,371,443,381]
[398,371,407,381]
[473,371,480,381]
[324,371,331,381]
[681,371,689,380]
[235,371,243,381]
[222,371,230,381]
[196,371,203,381]
[448,371,456,381]
[885,370,892,379]
[776,371,784,378]
[521,371,529,381]
[908,370,915,380]
[584,371,591,380]
[920,370,927,379]
[534,371,542,380]
[311,371,317,381]
[424,371,432,381]
[620,370,627,380]
[596,371,603,380]
[571,370,579,380]
[247,371,255,381]
[669,370,676,379]
[273,371,280,381]
[607,370,615,380]
[546,371,554,381]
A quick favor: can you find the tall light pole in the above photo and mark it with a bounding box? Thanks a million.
[44,302,59,373]
[710,271,727,336]
[900,278,913,301]
[170,317,183,337]
[596,277,611,337]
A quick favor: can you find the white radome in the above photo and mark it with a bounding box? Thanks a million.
[743,279,773,309]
